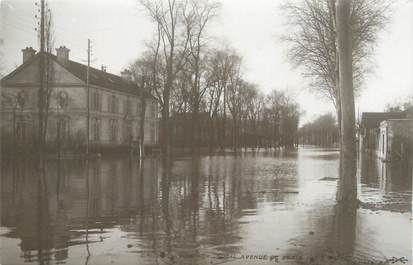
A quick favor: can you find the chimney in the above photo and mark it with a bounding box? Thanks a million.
[120,69,132,81]
[22,47,36,63]
[56,46,70,64]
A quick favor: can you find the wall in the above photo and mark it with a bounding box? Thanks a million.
[379,120,413,161]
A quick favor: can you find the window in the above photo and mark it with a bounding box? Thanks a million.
[107,95,112,112]
[92,117,101,141]
[111,95,118,113]
[124,121,132,143]
[17,91,27,109]
[57,91,69,109]
[136,101,141,115]
[57,118,69,142]
[91,91,101,111]
[109,119,118,141]
[16,120,26,141]
[124,99,131,115]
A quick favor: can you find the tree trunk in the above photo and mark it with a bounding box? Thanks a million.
[161,98,170,156]
[139,96,146,158]
[191,106,199,153]
[336,0,357,204]
[222,87,227,151]
[208,116,214,153]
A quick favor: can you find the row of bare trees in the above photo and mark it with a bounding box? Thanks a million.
[299,113,339,147]
[131,0,300,153]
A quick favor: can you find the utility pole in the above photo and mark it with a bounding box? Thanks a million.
[37,0,45,155]
[86,39,90,156]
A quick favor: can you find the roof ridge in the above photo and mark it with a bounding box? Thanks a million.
[1,51,156,101]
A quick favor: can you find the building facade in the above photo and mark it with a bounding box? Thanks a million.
[359,112,406,154]
[1,46,159,154]
[378,119,413,161]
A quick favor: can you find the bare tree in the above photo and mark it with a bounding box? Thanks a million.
[282,0,389,131]
[204,48,239,150]
[248,91,265,149]
[38,6,55,155]
[130,52,157,157]
[140,0,191,155]
[42,9,55,148]
[266,90,284,148]
[182,0,219,150]
[225,57,244,150]
[299,113,338,146]
[336,0,357,204]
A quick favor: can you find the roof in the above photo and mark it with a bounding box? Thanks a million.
[1,52,155,100]
[380,118,413,125]
[361,112,406,129]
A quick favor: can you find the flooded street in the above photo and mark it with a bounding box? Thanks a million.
[1,148,411,265]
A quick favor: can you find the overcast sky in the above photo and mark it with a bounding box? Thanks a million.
[1,0,412,124]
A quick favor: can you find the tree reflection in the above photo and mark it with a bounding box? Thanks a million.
[2,150,407,265]
[36,159,51,265]
[331,203,357,259]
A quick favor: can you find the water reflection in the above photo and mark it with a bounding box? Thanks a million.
[360,151,412,212]
[1,148,411,265]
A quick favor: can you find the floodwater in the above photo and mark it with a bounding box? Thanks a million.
[0,148,411,265]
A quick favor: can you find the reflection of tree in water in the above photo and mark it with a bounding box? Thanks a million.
[1,156,251,265]
[146,156,246,265]
[291,203,357,265]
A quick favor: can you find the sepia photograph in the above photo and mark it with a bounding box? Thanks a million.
[0,0,412,264]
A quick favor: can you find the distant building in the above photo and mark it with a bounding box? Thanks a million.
[359,112,406,154]
[170,112,210,147]
[378,119,413,161]
[1,46,159,154]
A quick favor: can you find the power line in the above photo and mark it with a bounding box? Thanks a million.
[3,16,34,29]
[2,21,37,37]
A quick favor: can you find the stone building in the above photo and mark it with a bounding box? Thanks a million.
[1,46,159,154]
